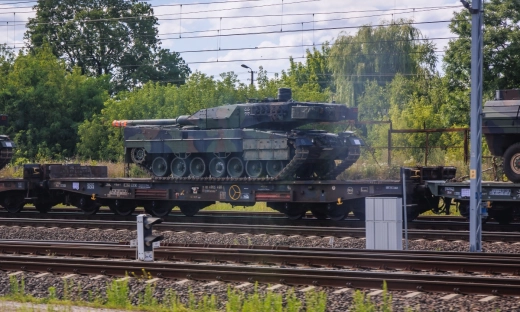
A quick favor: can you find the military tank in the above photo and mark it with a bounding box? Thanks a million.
[0,115,15,171]
[483,89,520,182]
[112,88,363,180]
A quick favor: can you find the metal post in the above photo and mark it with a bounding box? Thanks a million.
[250,70,254,86]
[401,168,408,250]
[467,0,485,252]
[387,122,392,166]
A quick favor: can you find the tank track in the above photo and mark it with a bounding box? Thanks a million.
[140,147,311,182]
[137,145,360,182]
[322,145,361,180]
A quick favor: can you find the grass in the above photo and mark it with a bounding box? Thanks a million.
[2,275,415,311]
[2,275,332,312]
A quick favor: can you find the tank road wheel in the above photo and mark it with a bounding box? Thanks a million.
[171,157,189,178]
[2,193,24,213]
[227,157,244,178]
[144,200,173,217]
[246,160,264,178]
[76,196,100,215]
[151,157,169,177]
[131,148,147,164]
[266,160,284,177]
[190,157,207,177]
[503,143,520,182]
[109,199,137,216]
[209,157,227,178]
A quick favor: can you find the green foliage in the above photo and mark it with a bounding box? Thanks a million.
[351,282,393,312]
[105,278,130,308]
[9,275,25,300]
[25,0,190,92]
[444,0,520,94]
[0,45,108,161]
[328,19,437,107]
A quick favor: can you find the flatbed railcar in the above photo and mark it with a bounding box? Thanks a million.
[0,163,455,220]
[426,180,520,225]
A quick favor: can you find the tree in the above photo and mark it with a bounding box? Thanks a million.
[444,0,520,95]
[0,45,108,160]
[25,0,190,92]
[328,19,437,107]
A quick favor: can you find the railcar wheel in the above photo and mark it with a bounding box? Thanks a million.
[151,157,169,177]
[190,157,207,177]
[328,206,349,221]
[246,160,264,178]
[76,196,100,215]
[35,204,52,213]
[503,143,520,182]
[310,207,328,220]
[209,157,226,178]
[109,199,137,216]
[180,205,201,217]
[227,157,244,178]
[144,201,172,217]
[171,157,189,178]
[2,193,24,213]
[266,160,284,177]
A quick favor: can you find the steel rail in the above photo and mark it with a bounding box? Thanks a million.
[0,254,519,295]
[1,211,518,233]
[1,242,520,275]
[1,218,519,242]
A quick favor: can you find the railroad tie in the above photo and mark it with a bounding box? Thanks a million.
[34,273,50,278]
[145,278,161,284]
[62,274,77,280]
[367,290,384,296]
[332,288,351,294]
[174,279,190,285]
[299,286,316,293]
[235,282,252,289]
[440,294,461,300]
[478,296,497,302]
[203,281,220,287]
[90,275,106,280]
[403,292,422,298]
[7,271,23,277]
[266,284,284,291]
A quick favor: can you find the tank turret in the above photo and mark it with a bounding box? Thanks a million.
[113,88,363,180]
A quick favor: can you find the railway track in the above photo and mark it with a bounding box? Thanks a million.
[1,210,519,232]
[1,217,520,242]
[1,240,519,295]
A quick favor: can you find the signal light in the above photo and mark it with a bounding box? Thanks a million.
[136,214,164,261]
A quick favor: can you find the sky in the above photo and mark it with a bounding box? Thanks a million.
[0,0,464,85]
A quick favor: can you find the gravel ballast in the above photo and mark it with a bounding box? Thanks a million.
[1,225,520,311]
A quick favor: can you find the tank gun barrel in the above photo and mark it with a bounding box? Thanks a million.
[112,119,181,127]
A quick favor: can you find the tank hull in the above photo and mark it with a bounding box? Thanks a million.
[123,127,362,179]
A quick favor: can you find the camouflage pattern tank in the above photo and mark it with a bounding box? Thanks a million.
[113,88,363,180]
[0,115,15,171]
[483,89,520,182]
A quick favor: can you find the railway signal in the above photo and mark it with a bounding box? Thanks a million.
[136,214,164,261]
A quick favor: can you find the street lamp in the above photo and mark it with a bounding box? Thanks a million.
[241,64,254,86]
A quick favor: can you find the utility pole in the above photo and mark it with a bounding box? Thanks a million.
[241,64,254,86]
[462,0,485,252]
